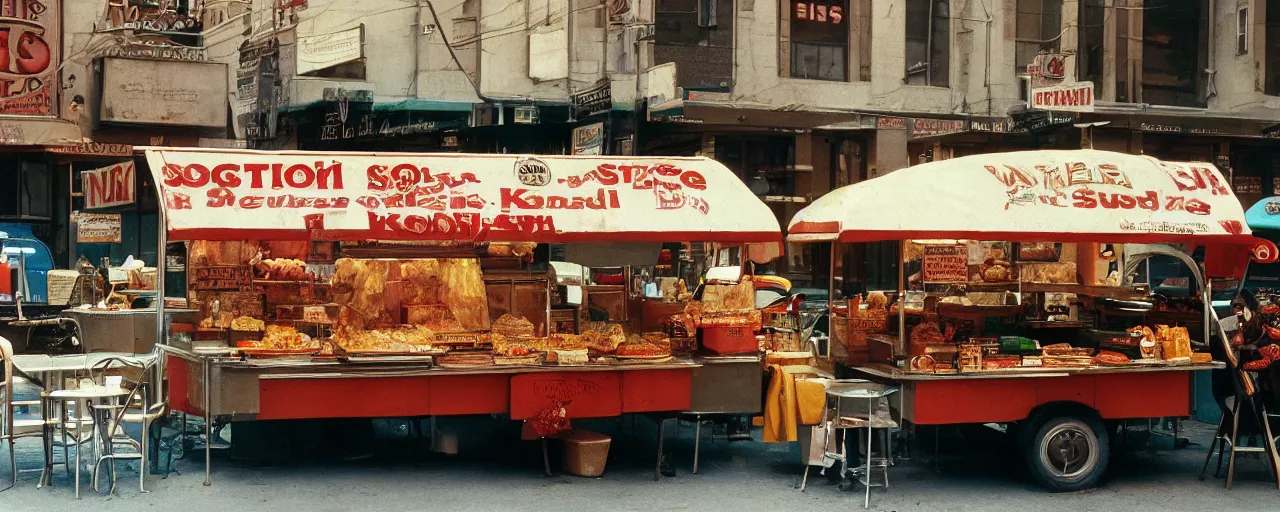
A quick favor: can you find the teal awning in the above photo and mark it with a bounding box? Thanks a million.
[1246,197,1280,232]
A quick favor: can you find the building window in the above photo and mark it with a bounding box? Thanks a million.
[1142,0,1209,108]
[1015,0,1063,71]
[1238,7,1249,55]
[789,1,849,81]
[904,0,949,87]
[655,0,734,91]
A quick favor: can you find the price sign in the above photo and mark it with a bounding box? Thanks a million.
[922,245,969,283]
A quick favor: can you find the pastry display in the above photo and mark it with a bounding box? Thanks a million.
[335,325,437,352]
[231,316,265,332]
[260,325,307,349]
[254,258,311,280]
[548,349,589,365]
[493,314,536,337]
[1018,242,1059,262]
[1092,350,1131,366]
[1041,343,1094,357]
[437,352,495,368]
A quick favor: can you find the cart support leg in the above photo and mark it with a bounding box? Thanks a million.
[1199,417,1222,480]
[203,358,211,487]
[541,438,552,477]
[654,418,666,481]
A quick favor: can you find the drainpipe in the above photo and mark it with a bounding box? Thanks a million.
[1205,0,1218,101]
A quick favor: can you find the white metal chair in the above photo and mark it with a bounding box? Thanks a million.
[88,353,166,494]
[1,335,53,492]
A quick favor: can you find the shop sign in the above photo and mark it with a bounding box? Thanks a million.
[49,142,133,157]
[1234,176,1262,195]
[969,119,1013,133]
[1139,123,1220,135]
[81,162,136,209]
[297,25,364,75]
[572,80,612,119]
[794,2,845,23]
[572,123,604,155]
[922,245,968,283]
[143,149,775,243]
[100,43,206,62]
[1010,111,1076,134]
[0,1,59,116]
[909,119,966,139]
[876,117,906,130]
[75,213,122,244]
[1027,52,1067,88]
[99,58,229,128]
[1029,82,1094,112]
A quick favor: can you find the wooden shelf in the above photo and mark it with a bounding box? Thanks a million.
[1021,283,1148,300]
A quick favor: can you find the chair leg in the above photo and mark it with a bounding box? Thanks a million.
[800,464,810,492]
[1227,404,1242,490]
[881,429,890,489]
[2,438,16,493]
[141,419,150,493]
[1199,414,1224,481]
[1257,405,1280,489]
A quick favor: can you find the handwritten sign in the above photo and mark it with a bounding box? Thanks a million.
[922,245,969,283]
[142,149,778,243]
[190,266,253,291]
[302,305,331,324]
[82,162,136,209]
[76,213,122,243]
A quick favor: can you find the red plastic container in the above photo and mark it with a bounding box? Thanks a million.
[702,326,758,354]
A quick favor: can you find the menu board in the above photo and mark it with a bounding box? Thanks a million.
[76,213,122,243]
[922,245,969,283]
[190,265,254,291]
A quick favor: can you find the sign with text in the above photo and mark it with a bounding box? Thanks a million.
[1030,82,1095,112]
[82,161,136,209]
[143,149,782,243]
[788,151,1251,242]
[922,245,969,283]
[910,119,966,139]
[0,1,59,116]
[572,123,604,155]
[190,266,254,291]
[297,25,364,75]
[76,213,122,243]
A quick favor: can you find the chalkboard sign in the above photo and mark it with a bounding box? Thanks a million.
[922,245,968,283]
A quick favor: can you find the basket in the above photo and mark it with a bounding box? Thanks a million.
[561,429,611,477]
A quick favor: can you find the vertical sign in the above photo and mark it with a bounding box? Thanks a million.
[81,161,136,209]
[0,1,59,115]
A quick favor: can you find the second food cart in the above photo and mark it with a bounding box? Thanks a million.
[787,149,1260,491]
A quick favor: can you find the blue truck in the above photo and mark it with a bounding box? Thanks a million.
[0,222,55,305]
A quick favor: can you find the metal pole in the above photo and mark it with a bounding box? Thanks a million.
[203,357,211,486]
[898,241,906,356]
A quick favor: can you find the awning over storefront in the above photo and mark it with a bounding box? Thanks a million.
[788,149,1253,245]
[142,148,783,248]
[0,117,83,147]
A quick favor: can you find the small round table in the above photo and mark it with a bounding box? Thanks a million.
[42,386,131,499]
[824,380,898,509]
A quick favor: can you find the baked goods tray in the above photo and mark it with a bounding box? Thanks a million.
[343,355,436,364]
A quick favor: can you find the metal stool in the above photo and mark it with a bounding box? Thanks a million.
[823,380,898,509]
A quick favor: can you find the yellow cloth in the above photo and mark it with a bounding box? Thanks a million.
[796,379,827,426]
[763,364,799,443]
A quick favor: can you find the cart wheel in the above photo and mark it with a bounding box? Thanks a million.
[1024,415,1110,492]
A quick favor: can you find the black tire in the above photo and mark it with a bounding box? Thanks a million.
[1022,414,1110,492]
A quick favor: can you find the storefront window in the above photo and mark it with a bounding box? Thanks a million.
[904,0,949,87]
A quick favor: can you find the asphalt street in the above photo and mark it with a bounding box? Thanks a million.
[2,384,1277,512]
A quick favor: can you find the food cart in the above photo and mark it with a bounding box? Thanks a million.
[787,149,1255,491]
[141,147,782,484]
